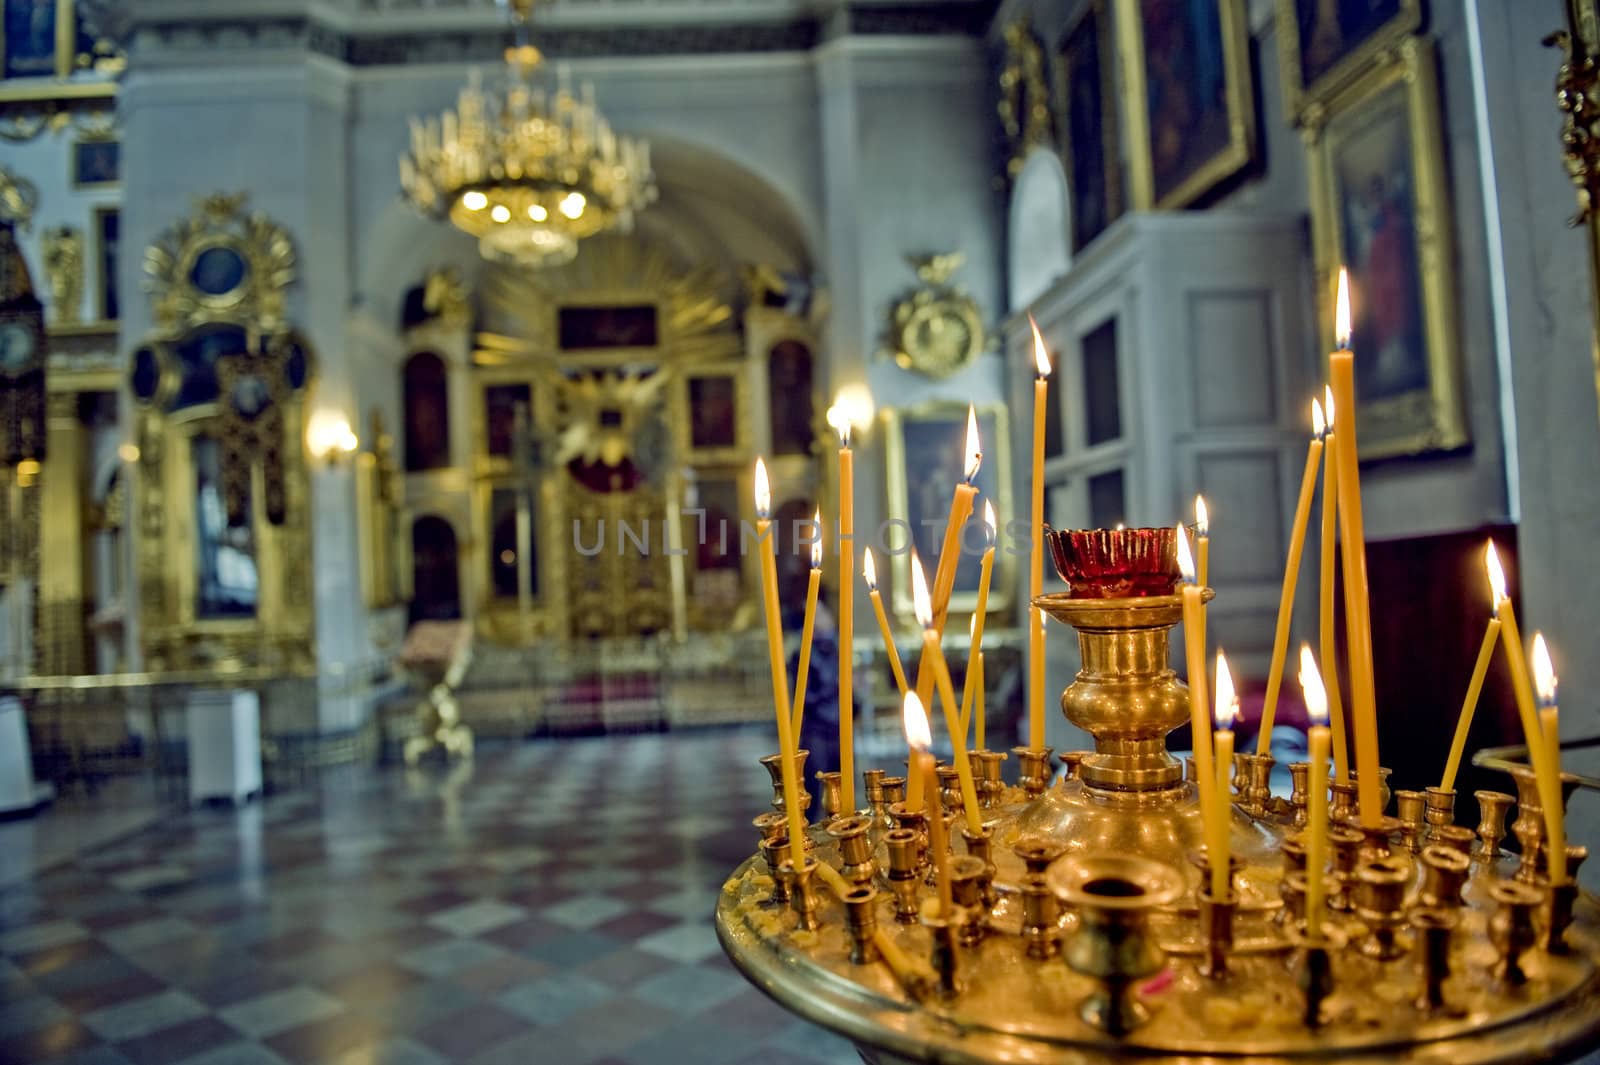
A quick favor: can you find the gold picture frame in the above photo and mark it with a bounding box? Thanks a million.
[882,400,1015,625]
[678,364,749,464]
[1116,0,1257,210]
[1305,37,1467,460]
[1275,0,1423,123]
[1054,0,1123,252]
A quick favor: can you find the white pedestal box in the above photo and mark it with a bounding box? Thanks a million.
[0,695,48,815]
[186,689,263,805]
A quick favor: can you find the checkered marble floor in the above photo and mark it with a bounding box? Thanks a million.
[0,730,863,1065]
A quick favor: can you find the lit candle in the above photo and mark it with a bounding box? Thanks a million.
[916,409,981,713]
[959,501,996,747]
[1257,401,1326,755]
[1319,385,1350,783]
[1328,268,1383,827]
[1195,495,1211,588]
[829,402,857,815]
[1211,650,1238,901]
[1532,633,1568,885]
[903,692,952,917]
[1440,540,1503,792]
[755,458,805,869]
[1029,319,1051,754]
[863,548,909,699]
[912,551,984,836]
[974,637,986,751]
[1177,526,1215,835]
[1489,542,1558,828]
[790,512,823,738]
[1298,645,1331,938]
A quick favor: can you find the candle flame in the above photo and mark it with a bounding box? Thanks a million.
[826,403,850,448]
[1335,268,1352,349]
[1029,315,1052,378]
[963,405,983,484]
[902,691,932,752]
[1176,523,1196,584]
[754,457,771,519]
[863,547,878,591]
[1194,495,1209,537]
[1214,650,1238,729]
[811,508,823,569]
[1532,632,1558,709]
[1298,644,1328,726]
[1312,398,1325,438]
[911,549,934,630]
[983,499,997,545]
[1324,385,1336,430]
[1485,540,1508,614]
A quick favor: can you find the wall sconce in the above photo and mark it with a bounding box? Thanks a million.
[306,410,360,467]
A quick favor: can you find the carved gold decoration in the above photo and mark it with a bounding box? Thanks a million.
[0,225,47,467]
[422,267,472,329]
[0,167,37,233]
[358,409,404,608]
[1547,0,1600,430]
[882,253,987,380]
[997,19,1053,182]
[144,193,296,336]
[565,481,671,639]
[41,226,83,326]
[555,369,671,468]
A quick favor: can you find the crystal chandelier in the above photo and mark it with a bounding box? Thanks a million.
[398,0,656,267]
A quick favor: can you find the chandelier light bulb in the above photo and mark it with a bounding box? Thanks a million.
[490,204,511,223]
[528,204,547,221]
[462,190,488,211]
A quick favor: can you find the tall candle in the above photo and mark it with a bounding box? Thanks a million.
[959,501,996,745]
[1195,495,1211,588]
[1327,269,1383,827]
[1319,385,1349,783]
[916,408,981,715]
[1532,633,1568,885]
[974,646,986,751]
[863,549,909,699]
[1299,645,1331,938]
[1029,319,1051,752]
[1177,526,1215,833]
[903,693,952,917]
[912,552,984,836]
[791,516,823,737]
[831,406,857,815]
[1257,401,1326,754]
[1441,553,1502,792]
[1211,651,1238,901]
[755,458,805,869]
[1488,543,1557,814]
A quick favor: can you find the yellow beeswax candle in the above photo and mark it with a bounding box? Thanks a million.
[1533,633,1568,885]
[905,693,953,918]
[1319,385,1349,784]
[1029,320,1051,752]
[1488,543,1557,819]
[755,458,805,869]
[1440,576,1501,793]
[915,409,980,714]
[912,552,984,836]
[1211,651,1238,901]
[790,516,823,737]
[1177,526,1215,836]
[959,502,996,745]
[1298,645,1331,938]
[832,408,857,814]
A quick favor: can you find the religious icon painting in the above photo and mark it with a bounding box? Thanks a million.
[1055,0,1123,252]
[1116,0,1258,210]
[1276,0,1423,122]
[93,205,118,322]
[72,138,120,189]
[1306,37,1466,459]
[684,369,744,462]
[2,0,59,78]
[882,401,1015,625]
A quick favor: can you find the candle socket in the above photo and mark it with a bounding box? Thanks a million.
[1020,874,1061,958]
[950,855,987,946]
[1432,825,1476,858]
[1548,879,1580,955]
[1358,816,1402,862]
[1282,832,1308,875]
[888,803,928,874]
[975,750,1008,808]
[1059,750,1088,781]
[1230,751,1249,800]
[1475,789,1514,861]
[828,815,877,887]
[1419,845,1471,910]
[1287,922,1345,1029]
[920,910,964,998]
[962,824,997,906]
[1052,855,1183,1037]
[1198,885,1238,979]
[881,776,908,811]
[1288,762,1310,827]
[759,750,811,815]
[885,828,923,924]
[761,834,815,905]
[862,768,887,815]
[842,884,880,965]
[1355,857,1412,960]
[1013,746,1055,797]
[1280,869,1309,928]
[1490,879,1543,986]
[1424,787,1457,832]
[1395,791,1427,853]
[1014,838,1068,877]
[1184,756,1198,784]
[1504,763,1579,884]
[815,771,844,823]
[1411,907,1459,1015]
[936,765,962,814]
[925,811,959,889]
[779,856,822,930]
[753,811,785,846]
[1330,779,1359,824]
[1329,825,1364,913]
[1243,754,1276,817]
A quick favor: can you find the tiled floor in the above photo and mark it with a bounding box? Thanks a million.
[0,731,862,1065]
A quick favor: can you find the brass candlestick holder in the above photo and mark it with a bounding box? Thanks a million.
[717,529,1600,1064]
